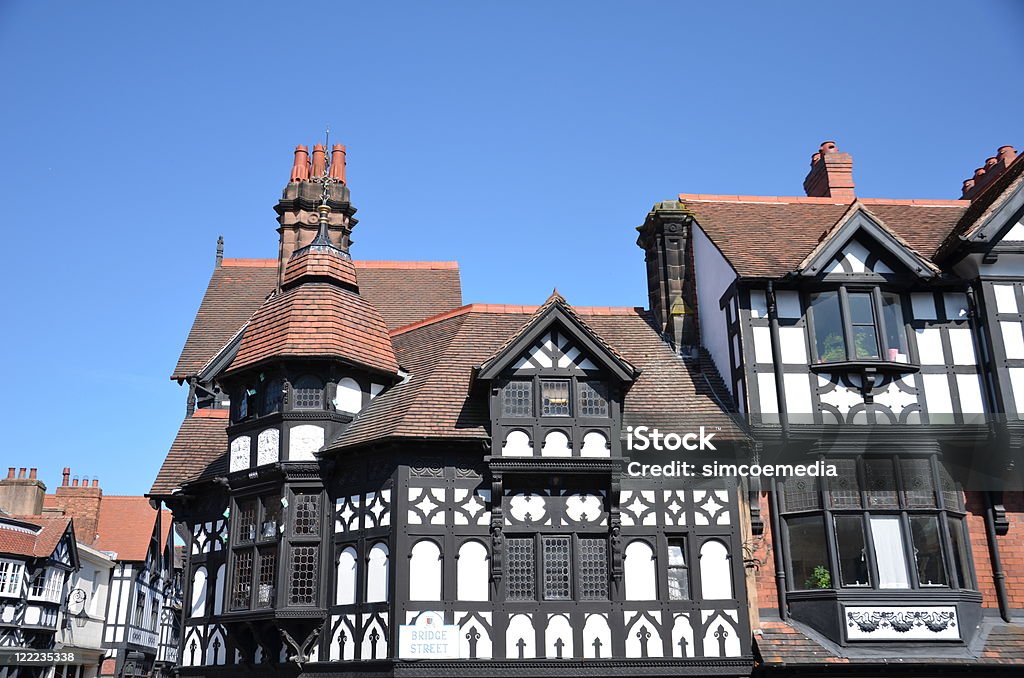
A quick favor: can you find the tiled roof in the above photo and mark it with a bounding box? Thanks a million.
[331,304,738,450]
[281,249,358,288]
[0,515,71,558]
[938,152,1024,257]
[756,618,1024,668]
[150,410,229,496]
[93,496,170,562]
[226,282,399,376]
[681,195,968,278]
[172,260,462,380]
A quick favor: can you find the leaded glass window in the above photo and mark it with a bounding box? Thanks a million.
[541,380,570,417]
[864,458,898,508]
[289,545,319,605]
[542,536,571,600]
[230,551,253,610]
[235,500,257,543]
[292,376,323,410]
[578,382,609,418]
[502,381,533,417]
[828,459,861,509]
[782,477,821,512]
[506,538,535,601]
[578,538,608,600]
[292,493,321,536]
[256,548,276,608]
[900,458,937,508]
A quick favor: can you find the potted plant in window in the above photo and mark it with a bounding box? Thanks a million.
[804,565,832,589]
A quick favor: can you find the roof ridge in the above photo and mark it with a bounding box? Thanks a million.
[391,303,644,337]
[220,258,460,270]
[679,193,965,207]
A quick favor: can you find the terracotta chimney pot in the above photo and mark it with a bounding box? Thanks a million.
[330,144,347,183]
[820,141,838,154]
[29,469,36,480]
[6,468,13,479]
[974,168,987,178]
[72,477,79,487]
[62,468,70,486]
[985,157,999,170]
[998,146,1017,164]
[92,478,99,488]
[311,144,327,177]
[804,140,854,200]
[18,468,26,479]
[290,145,311,183]
[810,152,822,166]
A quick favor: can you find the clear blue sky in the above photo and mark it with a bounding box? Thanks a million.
[1,2,1021,495]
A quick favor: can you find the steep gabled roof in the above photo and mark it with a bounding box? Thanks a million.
[328,304,738,451]
[0,515,73,559]
[681,194,967,278]
[796,202,940,279]
[172,259,462,380]
[937,151,1024,258]
[477,292,638,382]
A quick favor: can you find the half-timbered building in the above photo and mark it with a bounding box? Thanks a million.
[151,143,753,677]
[637,141,1024,674]
[0,469,78,678]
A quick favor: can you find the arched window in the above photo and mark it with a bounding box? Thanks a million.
[292,376,323,410]
[336,547,357,605]
[261,378,283,415]
[334,377,362,413]
[457,541,489,601]
[699,539,733,599]
[409,540,442,601]
[366,543,389,603]
[189,566,207,617]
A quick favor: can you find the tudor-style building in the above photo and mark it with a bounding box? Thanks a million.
[0,469,79,678]
[638,141,1024,673]
[151,143,752,677]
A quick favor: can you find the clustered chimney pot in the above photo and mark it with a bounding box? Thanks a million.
[804,140,855,200]
[62,467,70,486]
[6,468,13,479]
[290,145,311,183]
[962,145,1018,200]
[311,144,327,177]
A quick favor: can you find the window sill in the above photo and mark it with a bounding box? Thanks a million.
[810,360,920,377]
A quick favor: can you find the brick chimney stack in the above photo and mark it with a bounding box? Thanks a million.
[53,467,103,546]
[803,141,855,200]
[0,467,46,515]
[961,145,1018,200]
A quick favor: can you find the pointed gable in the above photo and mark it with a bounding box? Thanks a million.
[797,203,939,280]
[476,293,638,382]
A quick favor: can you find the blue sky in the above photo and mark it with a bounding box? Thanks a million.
[0,1,1021,495]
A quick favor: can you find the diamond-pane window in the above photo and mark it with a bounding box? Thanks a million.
[293,377,323,410]
[235,500,257,543]
[828,459,862,509]
[502,381,533,417]
[506,538,535,600]
[578,382,609,418]
[256,548,276,608]
[865,458,899,508]
[783,477,821,512]
[900,458,937,508]
[293,493,321,536]
[541,380,570,417]
[542,536,571,600]
[230,551,253,610]
[938,463,963,511]
[289,545,319,605]
[578,538,608,600]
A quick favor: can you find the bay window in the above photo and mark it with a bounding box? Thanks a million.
[780,456,973,592]
[809,288,909,364]
[505,534,609,601]
[229,494,281,611]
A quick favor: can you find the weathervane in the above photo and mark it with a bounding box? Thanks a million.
[311,126,340,207]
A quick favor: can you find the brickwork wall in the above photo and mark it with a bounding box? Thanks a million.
[967,490,1024,611]
[52,485,102,545]
[749,491,778,615]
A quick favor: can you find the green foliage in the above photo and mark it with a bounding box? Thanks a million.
[819,333,846,362]
[804,565,832,589]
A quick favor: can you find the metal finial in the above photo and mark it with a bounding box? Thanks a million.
[311,126,339,207]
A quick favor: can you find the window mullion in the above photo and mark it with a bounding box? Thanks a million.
[820,455,839,589]
[838,287,855,361]
[900,510,921,589]
[872,286,889,356]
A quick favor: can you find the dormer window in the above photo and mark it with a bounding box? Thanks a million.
[541,380,571,416]
[292,376,323,410]
[502,380,533,417]
[578,381,609,418]
[809,288,909,364]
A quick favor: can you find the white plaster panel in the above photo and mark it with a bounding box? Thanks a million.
[923,374,953,415]
[752,326,773,363]
[580,431,609,457]
[409,540,442,601]
[229,436,250,473]
[845,606,959,641]
[502,430,532,457]
[189,567,207,618]
[915,328,945,365]
[336,547,357,605]
[757,373,778,414]
[842,241,871,273]
[544,615,574,658]
[701,610,741,657]
[911,293,937,320]
[783,373,813,415]
[457,611,492,659]
[994,284,1018,313]
[366,543,389,603]
[1002,220,1024,241]
[582,614,612,659]
[457,541,489,601]
[956,374,985,414]
[334,377,362,413]
[1010,368,1024,414]
[778,326,807,364]
[289,425,324,460]
[699,540,733,599]
[671,614,694,658]
[1001,321,1024,359]
[624,612,663,658]
[624,541,656,601]
[874,377,919,413]
[370,383,385,399]
[506,614,536,659]
[776,291,802,319]
[947,328,976,365]
[541,430,571,457]
[256,429,279,466]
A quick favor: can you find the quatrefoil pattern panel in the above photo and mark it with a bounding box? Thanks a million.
[407,487,446,525]
[504,490,606,527]
[364,490,391,528]
[334,495,361,534]
[453,488,491,526]
[693,490,731,526]
[620,490,658,526]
